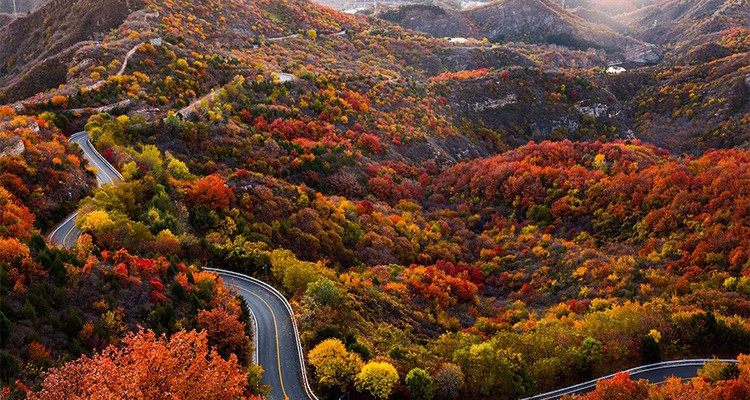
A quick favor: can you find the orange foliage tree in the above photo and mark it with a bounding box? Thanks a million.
[583,372,650,400]
[184,174,236,210]
[0,186,36,240]
[30,330,251,400]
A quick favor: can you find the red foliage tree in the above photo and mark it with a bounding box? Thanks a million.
[197,306,251,365]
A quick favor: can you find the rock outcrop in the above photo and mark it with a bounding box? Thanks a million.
[0,136,25,158]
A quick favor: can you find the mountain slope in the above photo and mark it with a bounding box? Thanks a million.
[381,0,661,65]
[1,0,749,399]
[621,0,750,45]
[378,4,476,39]
[0,0,48,14]
[552,0,660,15]
[0,0,144,101]
[569,6,632,35]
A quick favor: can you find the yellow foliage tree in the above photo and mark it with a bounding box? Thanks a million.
[79,210,114,232]
[270,249,326,294]
[308,338,363,391]
[355,362,399,400]
[51,95,68,108]
[167,158,190,179]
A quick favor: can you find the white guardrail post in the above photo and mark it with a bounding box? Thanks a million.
[206,268,319,400]
[247,303,259,365]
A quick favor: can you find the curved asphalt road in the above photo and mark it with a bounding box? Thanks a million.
[521,358,738,400]
[208,268,317,400]
[46,133,317,400]
[47,131,122,248]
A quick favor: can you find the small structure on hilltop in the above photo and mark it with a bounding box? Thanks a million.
[607,66,626,75]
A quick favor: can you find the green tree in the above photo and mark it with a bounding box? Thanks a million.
[139,145,163,175]
[406,368,435,400]
[526,204,552,226]
[355,361,399,400]
[0,352,19,384]
[0,311,10,347]
[306,278,341,307]
[78,210,114,232]
[270,249,323,294]
[699,359,740,382]
[64,309,84,337]
[167,158,190,179]
[21,300,37,321]
[246,364,269,397]
[570,336,602,380]
[454,340,531,399]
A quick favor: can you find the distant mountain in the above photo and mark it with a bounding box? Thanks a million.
[0,0,363,102]
[380,0,661,65]
[553,0,660,15]
[619,30,750,153]
[621,0,750,45]
[0,0,48,14]
[379,4,476,39]
[0,0,144,101]
[0,0,745,154]
[569,6,632,35]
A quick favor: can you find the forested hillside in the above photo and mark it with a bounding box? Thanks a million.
[0,0,748,399]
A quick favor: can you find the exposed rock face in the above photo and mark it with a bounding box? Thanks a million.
[623,44,662,65]
[0,136,25,158]
[465,0,576,42]
[379,4,474,39]
[576,103,609,118]
[471,94,518,112]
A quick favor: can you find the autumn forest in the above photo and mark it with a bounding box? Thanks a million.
[0,0,748,399]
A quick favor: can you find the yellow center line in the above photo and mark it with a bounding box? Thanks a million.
[229,282,289,400]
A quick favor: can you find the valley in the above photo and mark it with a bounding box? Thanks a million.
[0,0,748,399]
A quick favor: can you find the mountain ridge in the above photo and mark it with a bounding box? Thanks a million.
[380,0,662,66]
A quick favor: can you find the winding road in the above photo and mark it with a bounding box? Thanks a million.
[47,131,122,247]
[177,73,295,118]
[207,268,317,400]
[177,87,222,118]
[521,359,738,400]
[46,133,317,400]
